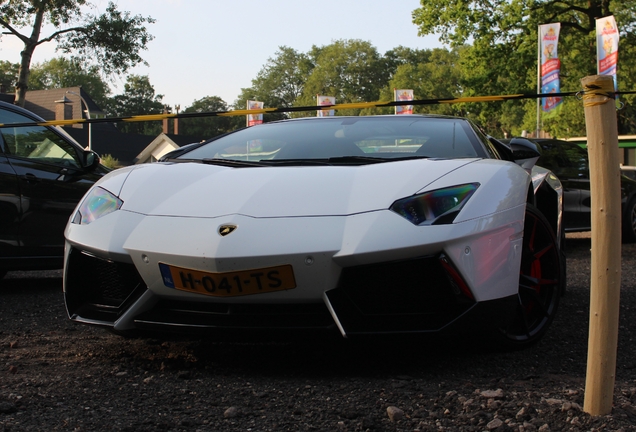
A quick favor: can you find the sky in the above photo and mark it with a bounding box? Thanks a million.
[0,0,444,109]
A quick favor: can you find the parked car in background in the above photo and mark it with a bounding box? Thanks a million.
[65,115,564,348]
[521,138,636,243]
[621,165,636,182]
[0,100,108,279]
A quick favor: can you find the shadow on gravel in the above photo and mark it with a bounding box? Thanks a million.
[0,271,62,294]
[4,237,636,385]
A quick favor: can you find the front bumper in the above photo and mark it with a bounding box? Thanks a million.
[64,207,524,338]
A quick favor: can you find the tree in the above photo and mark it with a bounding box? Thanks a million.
[411,0,636,137]
[0,1,154,106]
[233,46,313,123]
[375,47,466,117]
[106,74,164,135]
[180,96,233,139]
[297,40,389,116]
[382,46,435,78]
[0,60,19,91]
[28,57,110,107]
[249,46,312,109]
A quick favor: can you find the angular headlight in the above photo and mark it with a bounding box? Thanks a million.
[72,186,123,225]
[390,183,479,226]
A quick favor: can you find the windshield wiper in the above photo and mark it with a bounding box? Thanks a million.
[201,158,266,167]
[326,155,429,165]
[259,159,332,166]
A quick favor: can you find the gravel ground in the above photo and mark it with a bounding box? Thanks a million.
[2,233,636,431]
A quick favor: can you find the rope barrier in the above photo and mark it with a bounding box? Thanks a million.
[1,90,634,129]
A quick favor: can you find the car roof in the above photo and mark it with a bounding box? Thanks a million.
[0,100,46,122]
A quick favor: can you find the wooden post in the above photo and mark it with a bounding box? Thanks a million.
[581,75,622,416]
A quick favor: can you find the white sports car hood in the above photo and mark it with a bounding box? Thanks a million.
[100,159,480,218]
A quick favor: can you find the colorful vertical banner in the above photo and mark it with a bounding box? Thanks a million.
[596,15,619,92]
[539,23,563,117]
[317,95,335,117]
[246,100,264,126]
[394,89,414,115]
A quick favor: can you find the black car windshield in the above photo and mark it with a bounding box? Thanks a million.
[178,116,485,163]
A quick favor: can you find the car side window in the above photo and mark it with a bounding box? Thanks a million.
[0,110,81,168]
[561,144,589,174]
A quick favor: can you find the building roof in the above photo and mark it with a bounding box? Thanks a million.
[24,87,104,121]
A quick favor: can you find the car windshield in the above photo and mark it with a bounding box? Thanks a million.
[178,116,484,164]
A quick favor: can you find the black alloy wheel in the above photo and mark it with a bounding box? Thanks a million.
[499,204,564,348]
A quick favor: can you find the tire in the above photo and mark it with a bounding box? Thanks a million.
[622,197,636,243]
[498,204,564,349]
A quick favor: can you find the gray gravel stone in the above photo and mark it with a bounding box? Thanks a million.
[1,234,636,431]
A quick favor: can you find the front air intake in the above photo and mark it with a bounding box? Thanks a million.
[65,248,147,324]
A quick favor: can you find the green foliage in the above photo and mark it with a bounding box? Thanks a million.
[105,74,164,135]
[296,40,389,116]
[57,3,155,76]
[245,46,313,109]
[0,0,88,28]
[99,153,121,169]
[233,46,314,124]
[381,48,465,117]
[0,60,19,90]
[180,96,233,139]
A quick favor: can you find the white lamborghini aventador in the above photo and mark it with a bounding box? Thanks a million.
[63,115,564,348]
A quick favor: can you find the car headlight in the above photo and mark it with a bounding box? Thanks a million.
[390,183,479,226]
[72,186,123,225]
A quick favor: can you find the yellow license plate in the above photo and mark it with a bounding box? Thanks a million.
[159,263,296,297]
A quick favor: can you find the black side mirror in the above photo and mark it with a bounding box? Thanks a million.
[488,136,514,161]
[82,150,101,171]
[508,138,541,173]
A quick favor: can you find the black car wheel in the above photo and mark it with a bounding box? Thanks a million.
[498,204,563,348]
[622,197,636,243]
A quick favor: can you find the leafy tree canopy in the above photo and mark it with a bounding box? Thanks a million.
[297,39,389,116]
[386,48,465,117]
[0,0,154,106]
[233,46,314,124]
[181,96,233,139]
[106,74,163,135]
[0,60,19,91]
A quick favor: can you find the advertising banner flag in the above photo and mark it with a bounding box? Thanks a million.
[246,100,264,126]
[596,15,619,92]
[317,95,335,117]
[539,23,563,117]
[394,89,414,115]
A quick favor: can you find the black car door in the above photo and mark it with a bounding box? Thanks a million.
[0,109,100,258]
[557,142,592,230]
[0,149,21,259]
[539,140,591,231]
